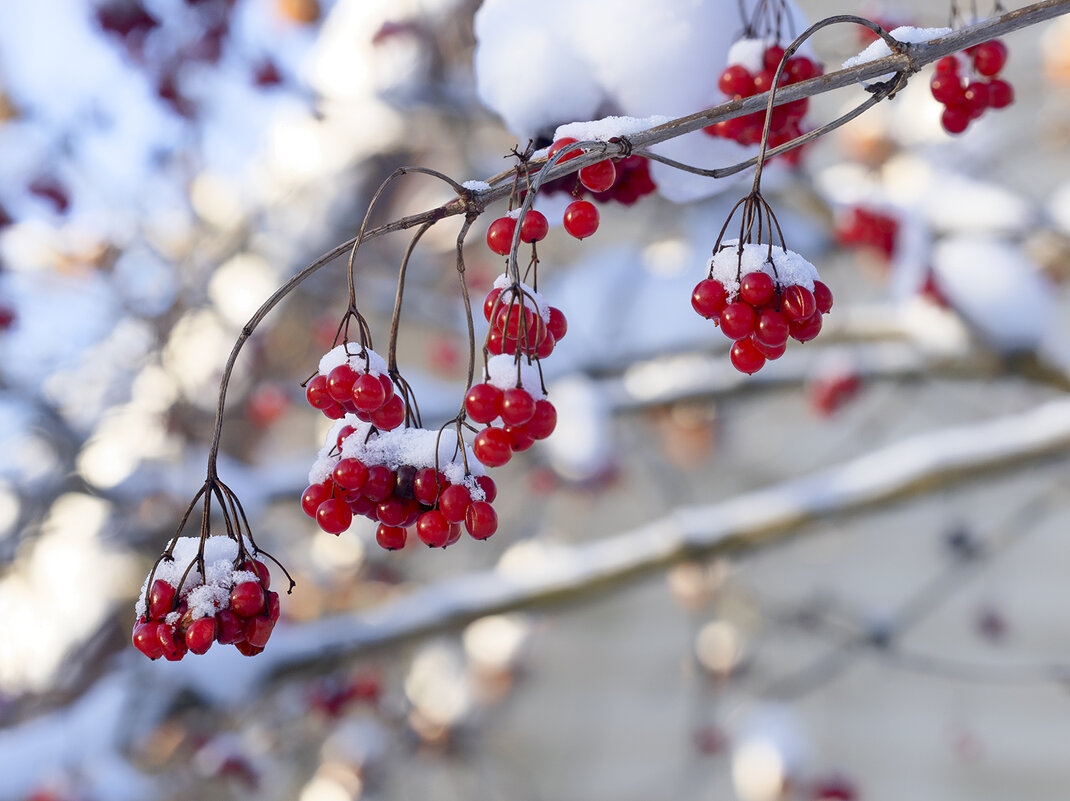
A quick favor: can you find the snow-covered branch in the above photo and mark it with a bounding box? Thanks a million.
[261,397,1070,679]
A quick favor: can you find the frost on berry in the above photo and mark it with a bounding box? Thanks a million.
[133,535,277,661]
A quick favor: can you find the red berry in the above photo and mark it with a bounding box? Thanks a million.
[230,581,266,617]
[216,610,244,644]
[739,272,775,306]
[935,55,960,74]
[348,494,375,517]
[245,615,274,648]
[813,280,833,314]
[316,497,353,534]
[579,160,616,193]
[266,590,281,623]
[376,524,407,550]
[506,424,535,452]
[692,278,727,319]
[465,501,498,540]
[486,216,517,256]
[148,579,176,620]
[483,287,503,322]
[547,306,568,340]
[763,45,787,72]
[416,510,451,547]
[186,617,216,654]
[326,365,358,404]
[378,373,395,404]
[519,210,549,243]
[930,74,964,105]
[371,394,405,430]
[474,427,512,467]
[563,200,599,240]
[963,81,989,117]
[234,640,264,656]
[158,624,187,661]
[547,137,581,162]
[500,387,536,426]
[718,64,753,96]
[333,458,369,491]
[362,465,396,502]
[941,105,970,134]
[413,467,446,505]
[301,482,332,517]
[243,558,270,590]
[476,475,497,503]
[755,309,790,347]
[789,311,823,342]
[719,302,756,339]
[446,522,463,547]
[730,337,766,374]
[754,337,787,360]
[972,40,1007,77]
[376,497,409,527]
[133,621,164,659]
[526,399,557,440]
[780,284,817,321]
[752,68,787,95]
[987,78,1014,109]
[305,374,332,409]
[786,56,815,82]
[465,382,502,423]
[537,330,556,359]
[438,484,471,523]
[350,373,385,412]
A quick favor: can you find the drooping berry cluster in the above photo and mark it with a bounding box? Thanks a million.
[132,536,279,660]
[931,40,1014,135]
[304,344,405,428]
[464,276,562,465]
[539,140,657,207]
[834,205,899,260]
[302,417,498,548]
[692,242,833,374]
[705,39,822,151]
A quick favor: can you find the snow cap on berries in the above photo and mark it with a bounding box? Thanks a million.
[135,535,258,620]
[485,354,547,400]
[709,241,819,297]
[492,274,551,324]
[318,344,389,377]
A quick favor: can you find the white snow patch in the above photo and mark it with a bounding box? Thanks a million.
[462,180,491,192]
[842,26,951,69]
[318,343,389,377]
[485,354,547,400]
[553,115,670,144]
[726,38,772,74]
[492,274,551,323]
[708,241,819,297]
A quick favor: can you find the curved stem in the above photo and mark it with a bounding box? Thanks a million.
[386,221,436,374]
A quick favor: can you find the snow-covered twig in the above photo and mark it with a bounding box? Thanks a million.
[261,397,1070,678]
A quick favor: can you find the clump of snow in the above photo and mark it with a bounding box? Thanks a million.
[318,343,389,377]
[134,535,259,620]
[842,26,952,69]
[708,240,819,296]
[727,38,772,74]
[492,274,550,323]
[485,354,547,400]
[462,180,491,192]
[553,115,670,145]
[932,235,1052,351]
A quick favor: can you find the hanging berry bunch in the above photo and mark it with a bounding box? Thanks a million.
[692,188,833,374]
[704,0,822,156]
[133,479,292,660]
[931,38,1013,135]
[536,136,657,208]
[834,205,899,260]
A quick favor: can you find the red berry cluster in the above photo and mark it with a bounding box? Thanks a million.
[691,243,833,374]
[302,418,499,549]
[705,40,822,150]
[304,344,405,428]
[465,277,562,466]
[132,537,279,660]
[931,40,1014,135]
[835,205,899,259]
[808,367,862,417]
[539,147,657,207]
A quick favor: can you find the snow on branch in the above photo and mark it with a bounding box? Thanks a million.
[261,397,1070,679]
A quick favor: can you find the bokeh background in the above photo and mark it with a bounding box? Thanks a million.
[3,1,1070,799]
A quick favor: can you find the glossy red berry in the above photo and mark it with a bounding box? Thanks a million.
[465,501,498,540]
[755,309,790,347]
[547,306,568,340]
[376,497,409,527]
[376,524,407,550]
[941,105,970,134]
[526,399,557,440]
[547,137,581,162]
[963,82,989,117]
[465,382,502,423]
[519,210,549,243]
[230,581,266,617]
[316,497,353,534]
[148,579,176,620]
[754,338,787,360]
[506,424,535,452]
[305,374,332,409]
[362,465,396,502]
[987,79,1014,108]
[718,64,753,96]
[158,625,187,661]
[719,302,756,339]
[417,510,451,547]
[333,458,369,491]
[216,609,244,644]
[133,621,164,659]
[500,387,536,426]
[438,484,471,523]
[352,373,386,412]
[780,285,817,321]
[691,279,727,319]
[486,216,517,255]
[930,74,964,105]
[786,56,816,82]
[739,271,775,306]
[371,394,406,430]
[789,311,823,342]
[474,427,512,467]
[813,280,833,314]
[326,365,358,404]
[245,615,274,648]
[483,287,503,321]
[475,475,497,503]
[579,160,617,193]
[935,55,960,74]
[730,337,766,374]
[563,200,599,240]
[763,45,786,72]
[186,617,217,655]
